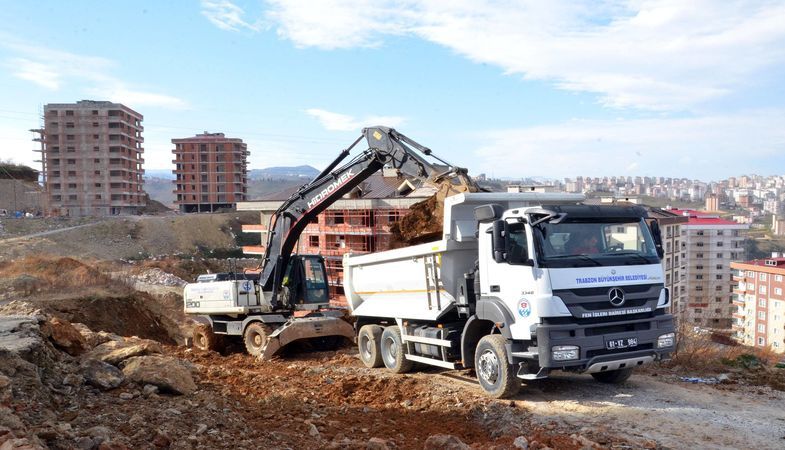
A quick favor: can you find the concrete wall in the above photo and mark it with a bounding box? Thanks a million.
[0,180,44,213]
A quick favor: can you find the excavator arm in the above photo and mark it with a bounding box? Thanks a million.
[257,126,479,304]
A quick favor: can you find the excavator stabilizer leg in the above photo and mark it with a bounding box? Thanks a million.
[260,316,355,360]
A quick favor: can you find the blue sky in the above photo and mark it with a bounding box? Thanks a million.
[1,0,785,180]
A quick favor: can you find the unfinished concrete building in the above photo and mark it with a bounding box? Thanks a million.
[39,101,145,216]
[238,172,434,305]
[172,132,249,213]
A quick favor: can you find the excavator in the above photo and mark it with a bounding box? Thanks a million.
[183,126,480,359]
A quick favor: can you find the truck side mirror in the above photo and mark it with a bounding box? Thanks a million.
[649,220,664,259]
[492,219,507,263]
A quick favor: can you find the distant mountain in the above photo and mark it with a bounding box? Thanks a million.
[144,169,175,180]
[249,165,319,180]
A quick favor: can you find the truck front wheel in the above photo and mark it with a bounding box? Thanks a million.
[380,326,414,374]
[475,335,520,398]
[244,322,273,357]
[591,368,634,384]
[358,325,383,368]
[193,323,224,352]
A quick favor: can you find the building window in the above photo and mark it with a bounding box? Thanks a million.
[716,264,723,270]
[715,285,723,291]
[696,286,703,291]
[716,274,723,280]
[95,194,102,200]
[760,273,767,281]
[66,134,74,140]
[697,242,704,247]
[758,337,765,346]
[695,308,702,314]
[65,110,74,116]
[309,236,320,247]
[775,287,783,296]
[696,274,703,280]
[92,110,98,115]
[697,230,704,236]
[757,324,765,333]
[758,311,766,320]
[748,271,755,277]
[697,253,703,259]
[759,285,767,294]
[697,265,704,270]
[717,253,723,259]
[759,298,766,307]
[717,230,724,236]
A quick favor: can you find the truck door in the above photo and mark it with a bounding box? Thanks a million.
[481,221,542,340]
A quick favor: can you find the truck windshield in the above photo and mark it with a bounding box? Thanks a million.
[532,219,659,268]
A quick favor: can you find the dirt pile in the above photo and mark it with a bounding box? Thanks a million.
[390,195,443,247]
[0,314,203,449]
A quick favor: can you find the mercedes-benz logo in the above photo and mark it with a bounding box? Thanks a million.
[608,287,626,307]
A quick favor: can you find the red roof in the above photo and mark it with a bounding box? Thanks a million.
[740,257,785,267]
[668,208,740,226]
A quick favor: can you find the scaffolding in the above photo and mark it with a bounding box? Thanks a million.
[298,207,409,305]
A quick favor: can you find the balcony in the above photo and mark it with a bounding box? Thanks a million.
[241,224,267,234]
[242,245,266,255]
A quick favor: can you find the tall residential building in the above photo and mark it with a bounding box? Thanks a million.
[41,100,145,216]
[671,209,748,329]
[731,256,785,353]
[238,172,434,306]
[172,132,249,213]
[646,209,689,318]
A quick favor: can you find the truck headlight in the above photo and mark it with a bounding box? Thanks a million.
[552,345,580,361]
[657,333,675,348]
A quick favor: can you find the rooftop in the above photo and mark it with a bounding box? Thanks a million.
[668,208,742,226]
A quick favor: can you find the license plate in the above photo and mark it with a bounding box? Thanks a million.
[605,337,638,350]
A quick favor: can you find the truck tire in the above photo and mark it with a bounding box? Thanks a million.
[380,326,414,374]
[244,322,273,357]
[591,368,634,384]
[357,325,383,368]
[474,335,520,398]
[193,323,224,352]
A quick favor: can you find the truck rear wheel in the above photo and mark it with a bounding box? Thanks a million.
[380,326,414,374]
[475,335,520,398]
[193,323,224,352]
[244,322,273,357]
[358,325,383,368]
[591,368,634,384]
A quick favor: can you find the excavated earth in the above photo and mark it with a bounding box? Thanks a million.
[2,257,785,449]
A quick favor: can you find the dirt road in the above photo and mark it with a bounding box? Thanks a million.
[512,372,785,449]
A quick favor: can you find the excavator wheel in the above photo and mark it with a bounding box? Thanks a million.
[244,322,274,357]
[193,323,224,352]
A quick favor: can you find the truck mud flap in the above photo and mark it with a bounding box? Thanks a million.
[261,316,355,360]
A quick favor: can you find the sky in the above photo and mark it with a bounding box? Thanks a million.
[1,0,785,181]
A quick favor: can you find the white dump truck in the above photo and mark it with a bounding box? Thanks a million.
[345,192,675,398]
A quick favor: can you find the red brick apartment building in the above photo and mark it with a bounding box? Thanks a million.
[40,100,145,216]
[238,172,433,305]
[731,256,785,353]
[172,132,249,213]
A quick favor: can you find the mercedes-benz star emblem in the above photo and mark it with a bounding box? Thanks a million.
[608,288,626,307]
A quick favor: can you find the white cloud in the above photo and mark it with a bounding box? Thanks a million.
[9,58,61,90]
[88,87,189,110]
[1,38,188,110]
[306,108,406,131]
[201,0,262,32]
[472,110,785,179]
[264,0,785,110]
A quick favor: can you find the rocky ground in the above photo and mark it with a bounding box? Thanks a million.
[2,256,785,449]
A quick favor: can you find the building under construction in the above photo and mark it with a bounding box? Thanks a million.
[38,100,146,216]
[238,170,434,305]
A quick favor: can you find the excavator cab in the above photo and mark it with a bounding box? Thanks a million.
[281,255,330,310]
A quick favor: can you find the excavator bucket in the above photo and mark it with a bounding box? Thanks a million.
[260,314,355,360]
